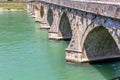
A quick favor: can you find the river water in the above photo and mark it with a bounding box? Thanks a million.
[0,11,120,80]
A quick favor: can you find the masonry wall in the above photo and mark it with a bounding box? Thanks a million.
[71,0,120,2]
[0,0,27,2]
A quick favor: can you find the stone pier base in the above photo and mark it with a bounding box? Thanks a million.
[66,50,120,63]
[35,18,41,22]
[40,23,50,29]
[31,14,35,18]
[66,50,84,63]
[48,33,71,40]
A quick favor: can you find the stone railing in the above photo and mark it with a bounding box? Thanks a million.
[33,0,120,19]
[70,0,120,4]
[71,0,120,2]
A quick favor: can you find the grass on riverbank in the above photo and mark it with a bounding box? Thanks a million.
[0,4,26,10]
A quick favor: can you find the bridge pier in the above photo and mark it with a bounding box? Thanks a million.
[28,2,36,18]
[39,4,50,29]
[49,7,72,40]
[27,3,31,13]
[34,3,41,22]
[28,2,50,29]
[48,6,63,40]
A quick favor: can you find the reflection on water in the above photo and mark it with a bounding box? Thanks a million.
[0,11,119,80]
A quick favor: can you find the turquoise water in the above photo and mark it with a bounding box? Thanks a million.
[0,11,120,80]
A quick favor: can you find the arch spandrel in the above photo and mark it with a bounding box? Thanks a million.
[66,13,83,52]
[39,4,51,29]
[49,6,63,33]
[103,19,120,50]
[108,28,120,50]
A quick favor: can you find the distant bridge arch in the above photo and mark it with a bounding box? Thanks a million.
[47,8,53,26]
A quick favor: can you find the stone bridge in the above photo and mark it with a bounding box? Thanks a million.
[27,0,120,63]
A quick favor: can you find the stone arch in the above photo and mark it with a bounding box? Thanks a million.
[58,12,72,40]
[47,8,53,26]
[83,26,120,59]
[40,5,44,18]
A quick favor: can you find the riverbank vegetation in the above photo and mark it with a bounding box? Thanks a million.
[0,3,26,10]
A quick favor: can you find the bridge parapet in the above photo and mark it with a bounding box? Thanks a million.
[31,0,120,20]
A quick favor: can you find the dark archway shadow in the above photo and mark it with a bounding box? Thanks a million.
[58,12,72,41]
[83,26,120,80]
[47,8,53,26]
[40,5,44,18]
[84,26,120,59]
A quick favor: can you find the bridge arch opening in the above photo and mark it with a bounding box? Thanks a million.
[40,5,44,18]
[84,26,120,59]
[58,12,72,40]
[47,8,53,26]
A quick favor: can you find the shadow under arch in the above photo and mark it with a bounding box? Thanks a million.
[58,12,72,40]
[84,26,120,59]
[47,8,53,26]
[40,5,44,18]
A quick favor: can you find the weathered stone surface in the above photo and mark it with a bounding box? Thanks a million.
[34,3,41,22]
[32,0,120,19]
[28,0,120,63]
